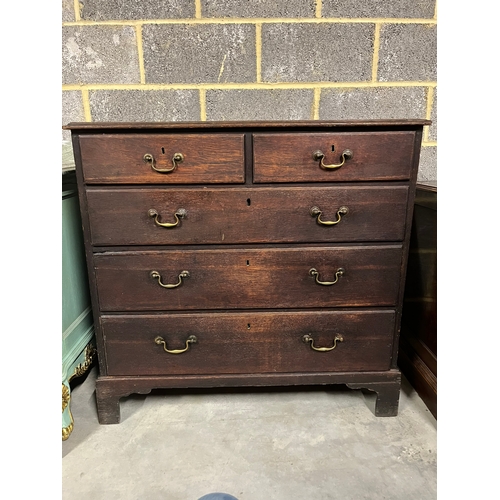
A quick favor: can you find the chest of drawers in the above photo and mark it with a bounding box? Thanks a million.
[64,120,429,424]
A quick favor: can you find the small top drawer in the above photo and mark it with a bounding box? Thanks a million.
[253,131,415,183]
[78,134,245,184]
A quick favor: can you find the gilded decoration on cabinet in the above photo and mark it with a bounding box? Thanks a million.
[62,422,74,441]
[62,383,74,441]
[62,383,70,412]
[62,343,96,441]
[72,344,96,379]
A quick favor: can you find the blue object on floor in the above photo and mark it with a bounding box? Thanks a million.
[198,494,239,500]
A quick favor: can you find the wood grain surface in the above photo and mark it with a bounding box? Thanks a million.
[253,131,415,182]
[86,185,409,245]
[79,133,245,184]
[102,310,395,376]
[94,245,403,311]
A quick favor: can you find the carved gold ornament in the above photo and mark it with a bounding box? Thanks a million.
[62,383,70,412]
[72,344,96,379]
[62,343,96,441]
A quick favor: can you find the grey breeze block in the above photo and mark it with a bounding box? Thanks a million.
[261,23,374,82]
[378,24,437,82]
[319,87,427,120]
[206,89,315,121]
[142,24,256,84]
[62,91,85,141]
[62,25,140,84]
[89,90,200,122]
[79,0,195,21]
[200,0,316,18]
[322,0,436,19]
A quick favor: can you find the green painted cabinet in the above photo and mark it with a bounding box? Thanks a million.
[62,162,95,440]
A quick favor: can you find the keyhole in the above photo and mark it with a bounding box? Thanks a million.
[247,323,251,330]
[331,145,335,152]
[247,198,251,206]
[161,147,165,154]
[246,260,250,266]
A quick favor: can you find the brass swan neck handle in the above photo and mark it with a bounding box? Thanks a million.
[310,206,348,226]
[309,267,345,286]
[302,334,344,352]
[148,208,187,228]
[143,152,184,173]
[150,270,190,288]
[155,335,197,354]
[313,149,353,170]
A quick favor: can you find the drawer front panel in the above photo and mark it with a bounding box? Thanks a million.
[87,185,409,246]
[253,131,415,183]
[94,246,403,311]
[102,310,395,376]
[79,134,245,184]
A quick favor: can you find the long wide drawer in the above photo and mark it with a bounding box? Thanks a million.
[87,185,409,246]
[78,134,245,184]
[253,131,415,183]
[94,246,403,311]
[102,310,395,376]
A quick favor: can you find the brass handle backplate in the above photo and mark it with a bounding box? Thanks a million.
[155,335,197,354]
[313,149,353,170]
[143,152,184,173]
[148,208,187,228]
[310,206,348,226]
[309,267,345,286]
[150,270,190,288]
[302,334,344,352]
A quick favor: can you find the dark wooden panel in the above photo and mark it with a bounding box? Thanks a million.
[253,131,415,183]
[95,370,403,423]
[400,194,437,356]
[94,245,403,311]
[64,119,431,131]
[79,134,245,184]
[399,183,437,418]
[398,341,437,419]
[86,185,409,246]
[102,310,395,376]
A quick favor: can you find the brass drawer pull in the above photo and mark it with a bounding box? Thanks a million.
[148,208,187,228]
[155,335,197,354]
[310,205,348,226]
[150,270,190,288]
[313,149,353,170]
[309,267,345,286]
[143,152,184,173]
[302,334,343,352]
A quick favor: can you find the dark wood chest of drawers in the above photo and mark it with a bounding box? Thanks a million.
[64,120,429,424]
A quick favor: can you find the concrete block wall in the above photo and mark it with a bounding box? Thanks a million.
[62,0,437,180]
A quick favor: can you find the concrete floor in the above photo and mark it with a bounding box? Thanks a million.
[62,366,437,500]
